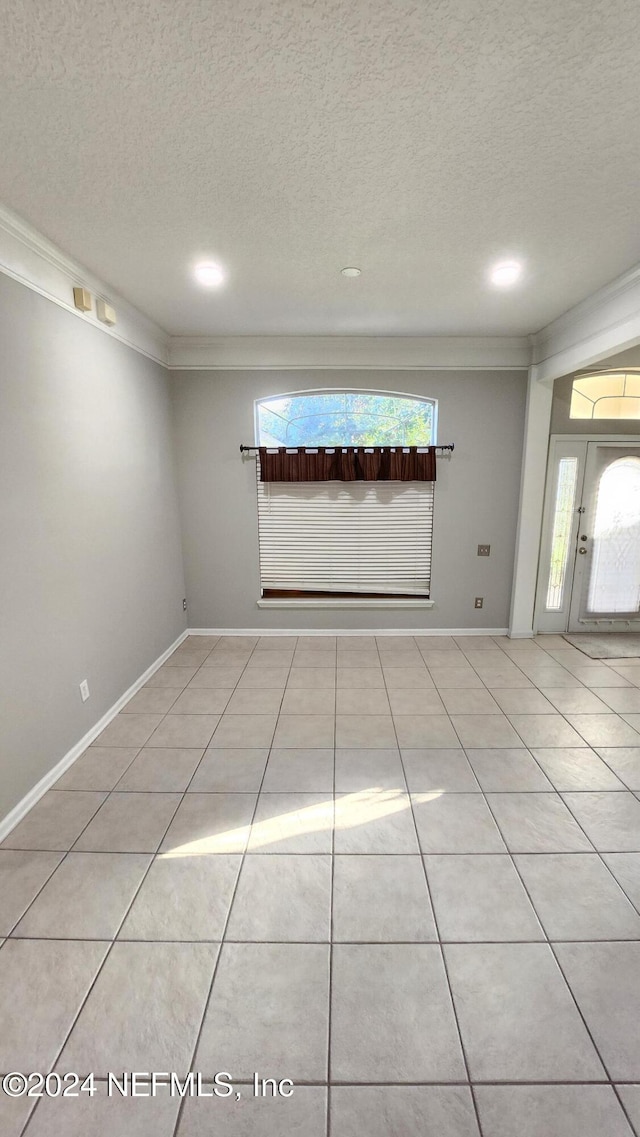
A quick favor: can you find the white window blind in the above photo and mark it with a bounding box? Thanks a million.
[256,464,434,596]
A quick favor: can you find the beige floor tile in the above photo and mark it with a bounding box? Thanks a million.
[564,713,640,747]
[601,852,640,908]
[594,746,640,789]
[213,636,258,651]
[0,1092,32,1137]
[195,943,329,1080]
[13,852,150,939]
[280,688,336,714]
[223,688,283,715]
[0,938,109,1072]
[95,713,163,748]
[376,636,418,649]
[426,854,543,942]
[336,688,391,714]
[25,1093,179,1137]
[487,792,593,853]
[387,689,446,715]
[377,649,424,667]
[187,666,245,688]
[169,688,232,714]
[412,793,506,853]
[292,649,335,668]
[226,854,331,941]
[210,714,277,748]
[331,944,465,1081]
[401,749,479,792]
[250,649,296,668]
[531,747,625,791]
[170,647,214,667]
[273,714,335,748]
[438,689,501,715]
[146,714,220,748]
[0,850,63,935]
[451,715,524,749]
[297,635,337,649]
[562,791,640,851]
[540,688,614,714]
[465,748,553,791]
[514,853,640,940]
[115,747,203,792]
[262,748,334,792]
[179,1087,326,1137]
[337,649,381,668]
[507,714,587,748]
[257,636,298,649]
[249,792,333,853]
[287,666,337,688]
[334,791,419,854]
[428,668,485,689]
[336,714,396,748]
[336,667,385,689]
[161,793,257,855]
[122,687,182,714]
[74,792,181,853]
[489,688,557,714]
[383,667,434,689]
[146,665,198,688]
[445,943,604,1081]
[55,746,139,791]
[120,853,241,941]
[555,941,640,1081]
[330,1086,479,1137]
[1,791,107,851]
[333,855,436,942]
[475,1085,632,1137]
[235,666,289,688]
[394,715,460,749]
[188,748,268,792]
[58,942,218,1075]
[335,748,405,791]
[592,686,640,712]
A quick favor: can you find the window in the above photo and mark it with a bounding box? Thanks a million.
[257,391,436,446]
[587,456,640,614]
[545,456,579,611]
[255,390,437,601]
[570,371,640,419]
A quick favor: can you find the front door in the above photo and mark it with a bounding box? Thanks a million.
[568,442,640,631]
[536,438,640,633]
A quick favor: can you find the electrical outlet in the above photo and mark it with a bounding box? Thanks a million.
[477,544,491,557]
[183,598,187,611]
[474,597,484,609]
[79,679,90,702]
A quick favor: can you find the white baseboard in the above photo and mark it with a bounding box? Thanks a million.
[188,627,509,637]
[0,630,188,844]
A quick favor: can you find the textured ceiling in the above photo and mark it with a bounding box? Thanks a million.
[1,0,640,336]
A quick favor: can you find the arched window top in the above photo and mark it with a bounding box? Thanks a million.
[256,389,437,447]
[570,371,640,419]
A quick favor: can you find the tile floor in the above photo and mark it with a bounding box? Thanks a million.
[2,633,640,1135]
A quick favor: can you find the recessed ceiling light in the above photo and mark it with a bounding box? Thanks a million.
[341,266,361,277]
[194,261,226,287]
[488,260,523,287]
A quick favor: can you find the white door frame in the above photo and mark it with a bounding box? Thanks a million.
[534,434,640,633]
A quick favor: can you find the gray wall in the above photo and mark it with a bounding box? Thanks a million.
[171,369,527,630]
[0,273,186,821]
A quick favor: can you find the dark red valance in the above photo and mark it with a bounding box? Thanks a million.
[258,446,437,482]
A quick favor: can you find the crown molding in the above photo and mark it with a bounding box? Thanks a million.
[0,201,169,366]
[167,334,531,371]
[531,260,640,383]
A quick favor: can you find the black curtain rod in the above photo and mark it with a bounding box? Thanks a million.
[240,443,454,453]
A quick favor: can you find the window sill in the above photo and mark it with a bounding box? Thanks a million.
[257,598,435,610]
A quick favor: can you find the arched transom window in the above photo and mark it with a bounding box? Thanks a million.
[256,390,437,447]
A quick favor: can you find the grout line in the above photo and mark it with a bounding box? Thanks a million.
[169,635,299,1137]
[383,639,487,1137]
